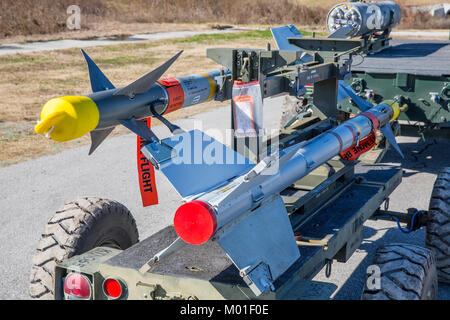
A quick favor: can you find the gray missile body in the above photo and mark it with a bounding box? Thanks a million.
[326,1,402,38]
[89,70,221,130]
[142,102,396,296]
[35,50,222,154]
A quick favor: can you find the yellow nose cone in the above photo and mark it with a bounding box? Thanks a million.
[35,96,99,142]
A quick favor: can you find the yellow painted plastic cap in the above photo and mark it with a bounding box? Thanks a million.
[35,96,99,142]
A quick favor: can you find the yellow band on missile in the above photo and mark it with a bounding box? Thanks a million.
[391,102,400,121]
[199,72,216,101]
[384,100,401,121]
[35,96,99,142]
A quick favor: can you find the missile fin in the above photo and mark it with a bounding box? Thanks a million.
[380,124,405,158]
[121,118,158,142]
[114,50,183,98]
[141,129,254,199]
[89,127,115,155]
[271,25,302,51]
[216,195,300,296]
[81,49,115,92]
[328,26,354,39]
[337,81,373,112]
[270,25,314,64]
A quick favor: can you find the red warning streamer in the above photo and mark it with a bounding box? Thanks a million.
[339,131,377,161]
[137,118,158,206]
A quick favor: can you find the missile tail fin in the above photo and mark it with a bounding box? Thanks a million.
[81,49,115,92]
[271,25,302,51]
[216,195,300,296]
[114,50,183,98]
[89,127,115,155]
[270,25,314,64]
[380,124,405,158]
[121,117,158,142]
[328,26,354,39]
[337,81,373,111]
[141,129,254,199]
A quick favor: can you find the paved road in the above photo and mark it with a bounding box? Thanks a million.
[391,31,450,38]
[0,29,241,56]
[1,29,447,56]
[0,96,449,299]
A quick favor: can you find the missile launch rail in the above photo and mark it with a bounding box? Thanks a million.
[54,161,402,300]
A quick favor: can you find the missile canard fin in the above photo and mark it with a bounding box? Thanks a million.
[114,50,183,98]
[81,49,115,93]
[89,127,115,155]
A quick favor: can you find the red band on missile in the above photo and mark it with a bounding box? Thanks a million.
[137,117,159,207]
[158,78,185,114]
[339,131,376,161]
[174,200,217,245]
[361,111,380,131]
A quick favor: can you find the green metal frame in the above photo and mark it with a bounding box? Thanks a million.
[52,34,412,301]
[53,116,402,300]
[338,73,450,125]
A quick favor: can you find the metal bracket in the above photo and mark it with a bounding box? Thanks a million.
[149,102,184,135]
[295,234,332,251]
[240,262,274,296]
[141,140,174,168]
[139,237,187,274]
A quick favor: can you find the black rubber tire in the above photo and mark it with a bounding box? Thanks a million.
[29,197,139,299]
[426,167,450,283]
[361,243,438,300]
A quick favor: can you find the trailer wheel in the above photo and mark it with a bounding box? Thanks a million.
[361,243,437,300]
[426,167,450,283]
[29,197,139,299]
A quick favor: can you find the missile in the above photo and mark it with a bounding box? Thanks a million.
[34,49,221,154]
[140,98,401,295]
[171,102,400,243]
[326,1,402,38]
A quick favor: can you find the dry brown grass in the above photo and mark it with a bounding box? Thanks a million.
[0,0,327,38]
[0,0,109,38]
[401,8,450,30]
[1,0,447,40]
[291,0,447,7]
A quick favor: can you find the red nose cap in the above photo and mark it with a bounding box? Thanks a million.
[174,200,217,245]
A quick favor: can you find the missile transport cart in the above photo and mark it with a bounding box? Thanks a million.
[30,1,449,300]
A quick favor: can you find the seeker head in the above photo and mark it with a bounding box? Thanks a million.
[35,96,99,142]
[173,200,217,245]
